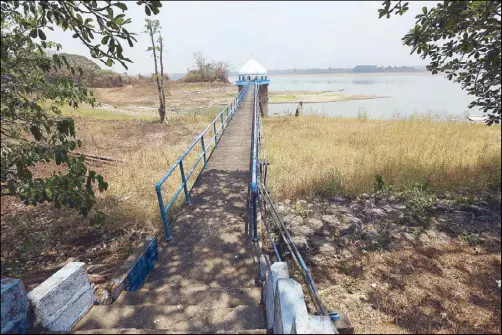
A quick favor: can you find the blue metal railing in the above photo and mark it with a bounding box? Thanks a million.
[250,82,260,241]
[261,188,336,319]
[155,83,250,241]
[249,82,342,326]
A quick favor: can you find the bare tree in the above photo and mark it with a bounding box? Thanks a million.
[193,51,207,72]
[158,34,167,105]
[145,19,166,122]
[184,51,231,83]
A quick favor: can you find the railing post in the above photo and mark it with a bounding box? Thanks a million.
[220,113,225,132]
[179,161,190,205]
[156,187,172,241]
[252,191,258,241]
[201,135,207,167]
[213,122,218,147]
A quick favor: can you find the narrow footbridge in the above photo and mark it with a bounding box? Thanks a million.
[151,81,261,290]
[76,74,348,333]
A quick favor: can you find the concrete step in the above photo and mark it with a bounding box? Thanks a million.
[71,328,267,334]
[115,287,262,308]
[74,305,266,332]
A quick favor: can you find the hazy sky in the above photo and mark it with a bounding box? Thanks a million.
[50,1,435,75]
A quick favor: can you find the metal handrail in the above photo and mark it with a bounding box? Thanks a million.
[260,187,346,327]
[250,82,260,241]
[155,82,251,241]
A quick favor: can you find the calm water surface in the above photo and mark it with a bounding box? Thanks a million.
[231,73,480,120]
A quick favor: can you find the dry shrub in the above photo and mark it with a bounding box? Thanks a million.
[73,112,221,237]
[263,116,501,199]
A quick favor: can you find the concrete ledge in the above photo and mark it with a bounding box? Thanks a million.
[1,278,29,334]
[264,262,289,329]
[333,311,355,334]
[111,236,158,292]
[292,315,338,334]
[262,259,346,334]
[27,262,95,332]
[273,278,308,334]
[258,253,271,284]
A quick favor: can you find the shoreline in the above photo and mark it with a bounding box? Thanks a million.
[269,90,389,104]
[270,96,390,104]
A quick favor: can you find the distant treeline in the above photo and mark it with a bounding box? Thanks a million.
[229,65,426,76]
[47,53,169,88]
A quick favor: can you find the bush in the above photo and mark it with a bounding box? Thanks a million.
[179,52,230,84]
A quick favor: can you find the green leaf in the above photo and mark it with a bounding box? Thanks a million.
[106,58,113,67]
[422,6,427,15]
[29,29,38,38]
[101,35,110,45]
[145,5,151,16]
[38,29,46,40]
[45,188,53,199]
[114,2,127,11]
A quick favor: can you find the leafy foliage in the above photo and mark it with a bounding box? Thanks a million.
[46,53,102,86]
[1,1,162,217]
[181,51,231,84]
[379,1,501,125]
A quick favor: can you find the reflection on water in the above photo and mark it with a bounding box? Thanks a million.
[351,78,406,85]
[271,104,469,122]
[228,74,481,120]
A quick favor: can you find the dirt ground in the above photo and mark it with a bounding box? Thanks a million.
[266,193,501,334]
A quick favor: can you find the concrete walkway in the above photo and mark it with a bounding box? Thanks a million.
[144,85,260,291]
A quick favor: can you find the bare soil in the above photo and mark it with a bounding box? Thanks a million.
[91,81,382,111]
[266,192,501,334]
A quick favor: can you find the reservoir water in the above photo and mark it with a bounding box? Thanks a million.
[232,73,480,120]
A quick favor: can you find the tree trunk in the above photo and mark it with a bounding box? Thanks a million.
[149,25,165,122]
[159,37,167,115]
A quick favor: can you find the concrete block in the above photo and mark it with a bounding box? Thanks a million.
[273,278,308,334]
[27,262,95,332]
[264,262,289,329]
[292,314,338,334]
[46,284,95,331]
[1,278,29,334]
[112,236,158,291]
[333,310,355,334]
[258,253,271,283]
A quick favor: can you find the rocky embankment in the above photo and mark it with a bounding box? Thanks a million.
[273,192,501,255]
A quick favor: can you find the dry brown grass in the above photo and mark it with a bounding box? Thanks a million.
[263,116,501,199]
[74,112,220,235]
[1,109,220,286]
[263,114,501,334]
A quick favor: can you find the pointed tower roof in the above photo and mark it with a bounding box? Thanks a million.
[238,58,267,75]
